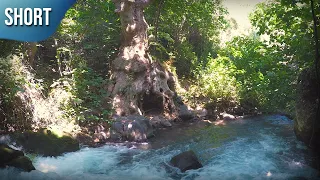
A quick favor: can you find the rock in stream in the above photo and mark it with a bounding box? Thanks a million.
[170,150,203,172]
[0,144,35,172]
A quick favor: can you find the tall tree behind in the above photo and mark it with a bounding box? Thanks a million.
[110,0,177,117]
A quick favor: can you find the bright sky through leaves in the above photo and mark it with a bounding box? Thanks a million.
[222,0,266,29]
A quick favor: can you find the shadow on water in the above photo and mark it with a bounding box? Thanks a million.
[0,115,319,180]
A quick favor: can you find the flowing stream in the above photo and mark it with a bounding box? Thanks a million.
[1,115,319,180]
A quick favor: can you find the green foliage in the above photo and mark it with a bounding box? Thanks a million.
[0,40,20,58]
[145,0,228,78]
[186,33,296,114]
[54,0,229,122]
[58,0,120,75]
[174,41,198,76]
[250,0,319,69]
[4,0,315,125]
[199,55,239,103]
[0,55,34,132]
[0,56,25,104]
[55,55,112,124]
[183,0,318,115]
[243,0,320,114]
[50,0,119,124]
[222,36,295,112]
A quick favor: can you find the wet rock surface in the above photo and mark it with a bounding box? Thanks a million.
[150,116,172,128]
[0,144,35,172]
[110,115,154,142]
[178,105,194,120]
[10,129,79,157]
[170,150,203,172]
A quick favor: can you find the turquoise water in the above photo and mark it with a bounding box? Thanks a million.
[1,115,319,180]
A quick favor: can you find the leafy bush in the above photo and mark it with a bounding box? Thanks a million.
[56,56,112,124]
[61,0,120,75]
[199,55,239,103]
[178,54,240,113]
[220,36,296,114]
[0,55,25,104]
[0,55,36,132]
[49,0,118,124]
[181,33,296,116]
[0,40,20,58]
[174,41,198,77]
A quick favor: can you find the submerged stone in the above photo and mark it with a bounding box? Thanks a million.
[170,150,203,172]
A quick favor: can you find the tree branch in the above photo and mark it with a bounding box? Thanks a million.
[112,0,152,13]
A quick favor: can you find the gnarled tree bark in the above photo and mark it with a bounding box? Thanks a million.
[110,0,177,118]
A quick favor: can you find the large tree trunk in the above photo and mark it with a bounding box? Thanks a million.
[110,0,177,118]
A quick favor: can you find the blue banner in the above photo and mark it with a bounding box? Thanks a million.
[0,0,76,42]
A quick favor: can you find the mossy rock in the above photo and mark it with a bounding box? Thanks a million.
[6,156,35,172]
[11,129,80,157]
[0,144,24,167]
[0,143,35,172]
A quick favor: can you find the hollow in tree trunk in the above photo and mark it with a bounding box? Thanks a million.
[110,0,177,118]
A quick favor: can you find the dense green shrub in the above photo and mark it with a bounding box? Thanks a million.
[47,0,119,124]
[52,54,112,124]
[199,55,239,104]
[0,40,20,58]
[0,56,24,104]
[182,33,296,115]
[0,55,35,132]
[219,35,295,113]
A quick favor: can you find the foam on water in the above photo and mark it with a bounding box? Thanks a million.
[0,115,319,180]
